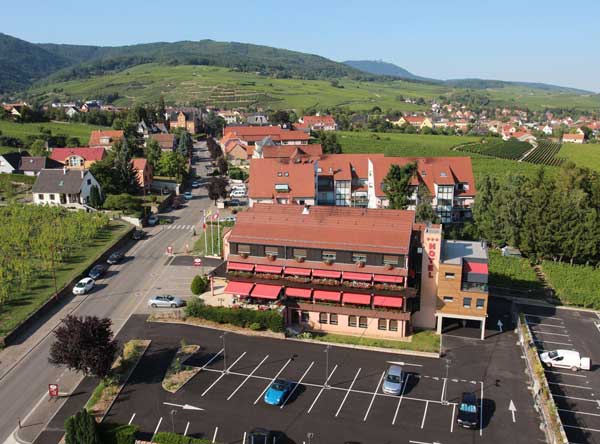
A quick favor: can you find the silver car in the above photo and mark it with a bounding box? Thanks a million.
[381,365,404,395]
[148,295,186,308]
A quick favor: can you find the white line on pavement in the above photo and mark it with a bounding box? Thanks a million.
[553,394,599,402]
[420,401,429,429]
[307,364,338,414]
[451,403,456,433]
[184,421,190,436]
[558,409,600,417]
[227,355,269,401]
[254,358,292,405]
[530,330,570,337]
[201,352,247,397]
[441,377,447,402]
[335,368,361,418]
[563,424,600,433]
[534,340,574,346]
[479,381,484,437]
[545,370,587,378]
[527,323,567,329]
[128,413,136,425]
[392,374,410,425]
[212,427,218,443]
[363,371,386,422]
[280,362,315,409]
[524,313,565,321]
[151,417,163,441]
[549,382,592,390]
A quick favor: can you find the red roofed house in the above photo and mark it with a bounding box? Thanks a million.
[296,115,338,131]
[49,147,106,169]
[148,133,176,152]
[222,125,310,146]
[221,204,489,340]
[259,144,323,160]
[562,133,585,144]
[131,158,153,189]
[391,115,433,129]
[89,130,124,149]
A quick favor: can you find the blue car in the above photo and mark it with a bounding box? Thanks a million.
[264,379,294,406]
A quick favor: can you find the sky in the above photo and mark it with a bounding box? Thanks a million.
[3,0,600,92]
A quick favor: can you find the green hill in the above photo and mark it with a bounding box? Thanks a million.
[343,60,433,82]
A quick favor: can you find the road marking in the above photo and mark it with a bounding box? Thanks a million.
[227,355,269,400]
[254,358,292,405]
[386,360,423,368]
[242,432,247,444]
[184,421,190,436]
[563,424,600,433]
[392,374,410,425]
[420,401,429,429]
[212,427,218,443]
[335,367,361,417]
[549,382,592,390]
[362,371,386,422]
[479,381,484,436]
[128,413,136,425]
[530,330,570,337]
[527,322,567,329]
[307,364,338,414]
[151,417,163,441]
[441,377,447,402]
[280,361,315,409]
[524,313,565,321]
[201,352,247,397]
[558,409,600,417]
[553,394,599,402]
[451,403,456,432]
[163,402,204,410]
[545,370,587,378]
[534,339,574,347]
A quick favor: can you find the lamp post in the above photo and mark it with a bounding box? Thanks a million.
[324,345,331,389]
[170,409,177,433]
[221,332,228,374]
[442,358,452,405]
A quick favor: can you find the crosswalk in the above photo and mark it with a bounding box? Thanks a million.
[164,224,196,230]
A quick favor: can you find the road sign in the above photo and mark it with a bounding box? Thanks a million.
[194,257,202,267]
[48,384,59,397]
[167,246,173,255]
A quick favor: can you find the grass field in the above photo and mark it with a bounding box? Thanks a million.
[558,142,600,172]
[304,329,440,353]
[541,261,600,309]
[28,63,600,112]
[0,120,108,145]
[0,221,131,338]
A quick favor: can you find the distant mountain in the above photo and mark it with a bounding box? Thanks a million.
[343,60,432,82]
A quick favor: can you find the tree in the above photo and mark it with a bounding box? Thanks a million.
[207,177,228,204]
[216,155,228,175]
[88,185,102,208]
[157,152,187,182]
[64,409,100,444]
[145,138,162,169]
[157,95,166,123]
[203,111,226,137]
[66,137,80,147]
[383,163,417,209]
[270,110,291,126]
[113,139,140,194]
[176,130,192,157]
[191,275,208,295]
[28,139,47,156]
[315,131,342,154]
[102,194,142,215]
[49,315,117,379]
[415,186,439,224]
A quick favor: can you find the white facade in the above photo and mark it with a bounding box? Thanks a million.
[0,155,16,174]
[33,171,101,209]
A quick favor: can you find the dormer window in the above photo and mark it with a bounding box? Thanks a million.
[275,184,289,192]
[277,172,283,177]
[440,172,447,177]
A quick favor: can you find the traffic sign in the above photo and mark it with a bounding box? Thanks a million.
[49,384,59,397]
[167,246,174,255]
[194,257,202,267]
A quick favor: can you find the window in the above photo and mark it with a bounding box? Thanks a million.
[265,246,278,257]
[445,272,455,280]
[301,312,309,323]
[443,296,454,303]
[476,298,485,310]
[293,248,307,259]
[38,194,44,200]
[322,251,336,261]
[352,253,367,263]
[329,313,338,325]
[348,315,357,327]
[319,313,328,324]
[87,179,91,185]
[359,316,368,328]
[378,319,387,330]
[49,194,55,201]
[383,255,399,266]
[463,297,472,308]
[389,320,398,332]
[238,244,251,255]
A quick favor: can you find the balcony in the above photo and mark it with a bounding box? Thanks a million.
[460,281,488,293]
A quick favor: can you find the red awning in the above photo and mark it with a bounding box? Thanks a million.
[285,287,312,299]
[343,272,372,282]
[224,281,254,296]
[313,269,342,279]
[373,295,403,308]
[464,261,488,274]
[228,262,254,272]
[250,284,282,300]
[255,264,282,274]
[343,292,371,305]
[313,290,341,302]
[284,267,311,277]
[374,274,404,284]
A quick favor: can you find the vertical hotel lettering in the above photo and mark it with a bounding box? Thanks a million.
[427,237,437,279]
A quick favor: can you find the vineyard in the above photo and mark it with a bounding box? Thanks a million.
[522,140,564,166]
[456,139,532,160]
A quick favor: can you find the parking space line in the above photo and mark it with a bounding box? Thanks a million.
[451,403,456,432]
[226,355,269,400]
[545,370,587,378]
[441,377,447,402]
[528,322,567,329]
[549,382,592,390]
[392,374,410,425]
[201,352,247,397]
[559,409,600,417]
[362,371,385,422]
[184,422,190,436]
[479,381,483,437]
[307,364,338,414]
[530,330,570,337]
[564,424,600,433]
[254,358,292,405]
[200,349,224,370]
[420,401,429,429]
[335,368,361,417]
[151,417,163,441]
[280,361,315,409]
[212,427,218,443]
[128,413,136,425]
[553,394,599,402]
[242,432,247,444]
[534,340,573,346]
[524,313,565,321]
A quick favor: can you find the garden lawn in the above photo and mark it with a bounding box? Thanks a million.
[558,142,600,173]
[193,222,233,256]
[0,120,108,144]
[0,221,132,338]
[306,329,440,353]
[541,261,600,309]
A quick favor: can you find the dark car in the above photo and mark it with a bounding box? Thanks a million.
[246,428,283,444]
[132,230,146,240]
[88,264,107,280]
[107,251,125,265]
[457,392,479,429]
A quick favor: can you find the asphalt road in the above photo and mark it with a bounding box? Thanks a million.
[0,141,214,444]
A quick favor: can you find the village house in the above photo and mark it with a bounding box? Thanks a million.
[32,168,102,209]
[88,130,124,149]
[563,133,585,144]
[218,110,242,125]
[390,115,433,130]
[166,108,202,133]
[296,115,338,131]
[0,151,29,174]
[131,158,153,189]
[2,102,29,118]
[245,113,269,126]
[148,133,177,152]
[18,156,63,176]
[49,147,106,169]
[222,125,311,146]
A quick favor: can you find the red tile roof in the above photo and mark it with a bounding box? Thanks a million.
[229,204,414,255]
[89,130,124,147]
[563,133,584,141]
[49,147,106,163]
[223,126,310,143]
[149,133,175,149]
[261,144,323,159]
[317,154,382,180]
[300,115,337,127]
[248,158,316,199]
[131,158,148,171]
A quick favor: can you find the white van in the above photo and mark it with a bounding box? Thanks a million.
[230,189,247,198]
[231,184,247,192]
[540,349,591,371]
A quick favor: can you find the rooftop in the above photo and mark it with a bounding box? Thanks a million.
[441,240,488,265]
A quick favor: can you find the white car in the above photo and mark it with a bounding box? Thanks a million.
[230,189,247,198]
[73,277,95,295]
[540,349,591,371]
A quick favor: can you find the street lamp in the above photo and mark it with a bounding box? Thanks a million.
[170,409,177,433]
[221,332,228,374]
[324,345,331,389]
[442,358,452,405]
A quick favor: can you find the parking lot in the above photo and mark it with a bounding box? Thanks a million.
[100,314,543,444]
[523,305,600,444]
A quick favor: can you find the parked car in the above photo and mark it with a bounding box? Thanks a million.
[148,295,186,308]
[246,428,284,444]
[88,264,107,280]
[183,191,193,200]
[132,230,146,240]
[230,189,247,198]
[225,199,241,207]
[192,180,200,188]
[73,277,95,295]
[219,216,236,223]
[540,349,591,371]
[381,365,404,395]
[107,251,125,265]
[147,214,158,226]
[264,379,294,406]
[457,392,479,429]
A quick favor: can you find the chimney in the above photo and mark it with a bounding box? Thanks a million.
[302,205,310,215]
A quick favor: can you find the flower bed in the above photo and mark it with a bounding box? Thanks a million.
[162,342,201,393]
[255,272,281,280]
[228,270,253,278]
[342,281,372,289]
[374,283,404,291]
[283,275,311,284]
[313,278,339,286]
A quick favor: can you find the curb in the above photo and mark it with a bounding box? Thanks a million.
[285,337,440,358]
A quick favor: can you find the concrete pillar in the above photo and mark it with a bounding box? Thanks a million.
[436,315,443,334]
[480,317,486,340]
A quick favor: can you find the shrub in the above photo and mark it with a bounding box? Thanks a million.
[64,409,101,444]
[249,322,262,331]
[98,423,138,444]
[190,275,208,295]
[542,261,600,308]
[102,194,142,215]
[153,432,212,444]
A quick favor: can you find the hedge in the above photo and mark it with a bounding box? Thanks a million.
[185,300,283,332]
[153,432,213,444]
[98,423,138,444]
[542,261,600,309]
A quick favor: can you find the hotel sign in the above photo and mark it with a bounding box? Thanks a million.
[425,236,438,279]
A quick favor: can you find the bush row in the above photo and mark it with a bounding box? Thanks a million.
[185,300,284,332]
[154,432,213,444]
